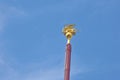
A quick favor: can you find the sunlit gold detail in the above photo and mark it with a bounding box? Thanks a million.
[62,24,76,43]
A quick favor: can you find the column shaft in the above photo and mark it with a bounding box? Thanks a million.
[64,43,71,80]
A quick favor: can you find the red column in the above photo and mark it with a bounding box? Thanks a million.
[64,43,71,80]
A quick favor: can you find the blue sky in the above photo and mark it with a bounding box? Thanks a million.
[0,0,120,80]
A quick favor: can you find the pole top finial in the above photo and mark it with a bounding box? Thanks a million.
[62,24,76,43]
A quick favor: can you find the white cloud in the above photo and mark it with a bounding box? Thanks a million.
[0,51,91,80]
[0,13,6,32]
[0,3,27,80]
[0,56,4,65]
[24,67,63,80]
[21,62,88,80]
[0,3,26,32]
